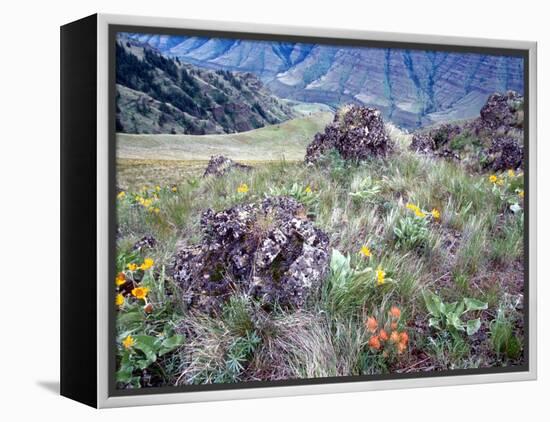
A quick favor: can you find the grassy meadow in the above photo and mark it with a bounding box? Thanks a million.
[114,119,525,388]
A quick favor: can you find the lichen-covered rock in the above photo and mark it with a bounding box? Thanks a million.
[173,196,330,313]
[305,105,391,163]
[410,133,435,154]
[203,155,252,177]
[479,91,524,131]
[482,137,523,172]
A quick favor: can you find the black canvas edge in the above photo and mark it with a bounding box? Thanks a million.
[106,23,531,399]
[60,13,98,408]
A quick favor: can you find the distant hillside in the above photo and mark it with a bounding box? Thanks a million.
[115,38,295,135]
[127,33,524,129]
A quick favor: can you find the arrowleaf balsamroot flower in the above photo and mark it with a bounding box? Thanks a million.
[365,316,378,333]
[139,258,154,271]
[122,335,135,350]
[115,272,126,286]
[431,208,441,220]
[305,185,312,194]
[115,293,124,307]
[489,175,498,183]
[376,266,386,285]
[131,286,149,300]
[518,190,525,198]
[360,245,372,257]
[127,263,138,271]
[508,169,515,178]
[237,183,249,194]
[117,191,126,200]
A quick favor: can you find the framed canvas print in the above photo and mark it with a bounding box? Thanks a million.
[60,13,537,408]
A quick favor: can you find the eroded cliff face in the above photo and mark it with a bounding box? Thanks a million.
[129,33,524,129]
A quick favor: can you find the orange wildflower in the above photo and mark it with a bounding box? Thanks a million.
[399,331,409,345]
[391,322,398,330]
[368,335,381,350]
[389,306,401,319]
[379,329,389,342]
[365,316,378,333]
[397,342,407,354]
[390,331,400,344]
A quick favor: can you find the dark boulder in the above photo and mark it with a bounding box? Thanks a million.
[173,196,330,313]
[410,133,435,154]
[203,155,252,177]
[482,137,523,172]
[479,91,524,131]
[305,105,392,163]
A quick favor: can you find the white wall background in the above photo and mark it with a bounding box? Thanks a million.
[1,0,546,420]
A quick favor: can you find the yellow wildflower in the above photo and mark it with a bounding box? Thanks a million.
[115,272,126,286]
[152,207,160,214]
[305,185,312,194]
[406,203,419,212]
[360,245,372,257]
[142,198,153,208]
[518,190,525,199]
[122,335,135,349]
[117,191,126,200]
[115,293,124,307]
[127,263,138,271]
[131,286,149,300]
[508,169,515,178]
[171,186,177,192]
[237,183,249,194]
[489,175,498,183]
[139,258,154,271]
[376,266,386,286]
[155,185,161,192]
[414,209,426,218]
[431,208,441,220]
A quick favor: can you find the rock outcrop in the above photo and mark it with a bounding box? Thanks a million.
[173,196,330,313]
[409,91,524,170]
[482,137,524,172]
[410,133,435,155]
[479,91,524,131]
[203,155,252,177]
[305,105,392,164]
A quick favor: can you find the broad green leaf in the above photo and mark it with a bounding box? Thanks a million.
[133,335,158,365]
[428,317,441,329]
[464,298,488,312]
[423,291,442,317]
[447,313,464,331]
[116,364,134,383]
[466,318,482,335]
[159,334,185,356]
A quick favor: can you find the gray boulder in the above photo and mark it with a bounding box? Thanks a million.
[173,196,330,313]
[305,105,392,163]
[203,155,252,177]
